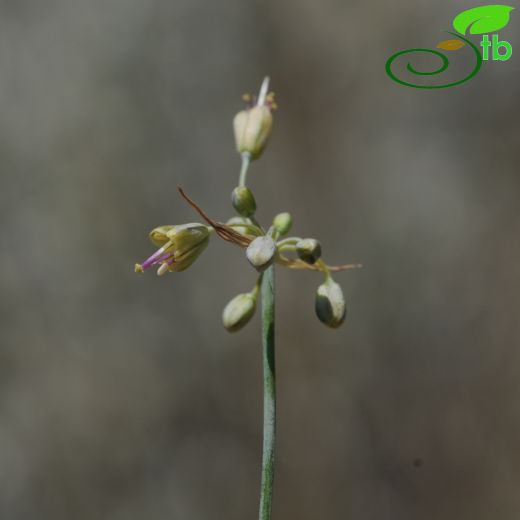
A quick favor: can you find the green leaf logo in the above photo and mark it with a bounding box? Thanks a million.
[453,5,514,35]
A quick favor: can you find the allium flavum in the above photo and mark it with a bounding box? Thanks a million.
[134,76,361,520]
[134,77,359,329]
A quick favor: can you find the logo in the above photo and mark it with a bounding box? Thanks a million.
[386,5,514,89]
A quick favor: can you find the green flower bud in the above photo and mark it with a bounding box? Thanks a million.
[233,105,273,159]
[222,293,257,332]
[315,279,346,328]
[231,186,256,217]
[246,236,276,272]
[296,238,322,264]
[272,212,292,236]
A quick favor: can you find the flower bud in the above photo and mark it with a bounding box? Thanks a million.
[315,279,346,328]
[222,293,256,332]
[246,236,276,272]
[231,186,256,217]
[272,212,292,236]
[296,238,322,264]
[233,105,273,159]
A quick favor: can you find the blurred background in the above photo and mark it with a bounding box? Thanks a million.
[1,0,520,518]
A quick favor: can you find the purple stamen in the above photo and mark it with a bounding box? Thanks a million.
[140,247,174,270]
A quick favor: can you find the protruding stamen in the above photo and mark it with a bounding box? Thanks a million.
[140,245,166,269]
[257,76,270,106]
[139,242,175,271]
[157,263,169,276]
[266,92,277,110]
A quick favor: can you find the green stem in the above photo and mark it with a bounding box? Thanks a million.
[239,152,251,187]
[251,273,263,299]
[250,215,266,234]
[259,264,276,520]
[227,222,263,236]
[316,258,332,281]
[276,237,301,248]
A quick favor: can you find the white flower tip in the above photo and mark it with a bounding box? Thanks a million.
[157,263,169,276]
[257,76,270,106]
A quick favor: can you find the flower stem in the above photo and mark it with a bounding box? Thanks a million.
[316,258,332,281]
[239,152,251,187]
[259,264,276,520]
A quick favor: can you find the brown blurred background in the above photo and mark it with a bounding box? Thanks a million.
[1,0,520,518]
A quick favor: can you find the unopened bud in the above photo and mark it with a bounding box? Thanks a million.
[246,236,276,272]
[272,212,292,236]
[222,293,256,332]
[296,238,322,264]
[233,105,273,159]
[232,186,256,217]
[315,279,346,328]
